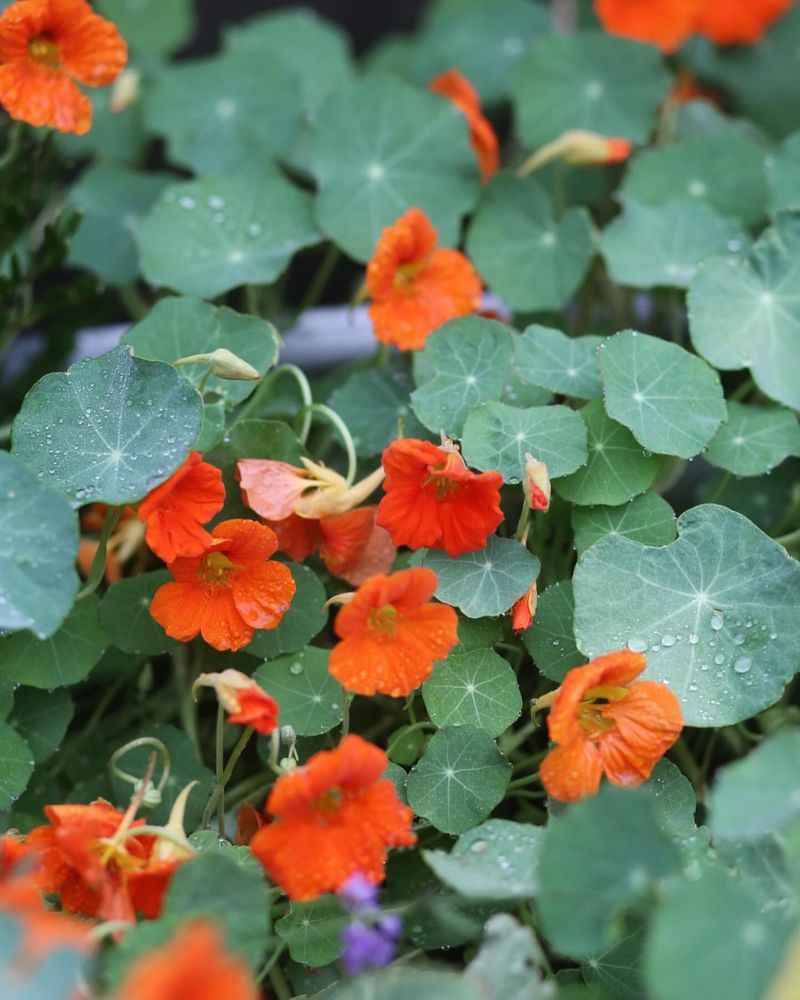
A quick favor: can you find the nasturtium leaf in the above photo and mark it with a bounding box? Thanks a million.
[601,199,747,290]
[705,403,800,477]
[423,819,543,900]
[0,676,14,721]
[715,837,795,913]
[573,504,800,727]
[511,33,671,148]
[97,0,193,56]
[328,368,429,457]
[254,647,342,736]
[641,759,697,841]
[410,317,514,437]
[275,895,348,966]
[332,968,479,1000]
[515,325,603,400]
[12,346,202,508]
[67,163,169,285]
[187,832,259,870]
[194,399,225,452]
[0,452,79,639]
[572,491,677,557]
[423,537,540,618]
[0,596,108,689]
[765,133,800,213]
[597,330,726,459]
[466,913,550,1000]
[456,616,503,651]
[406,725,511,834]
[0,912,86,999]
[688,213,800,410]
[137,173,320,300]
[10,689,73,764]
[122,297,279,407]
[246,564,327,660]
[521,580,586,682]
[501,371,553,408]
[310,76,479,262]
[461,402,588,483]
[422,649,522,737]
[554,399,660,506]
[100,571,177,656]
[466,174,595,312]
[582,926,647,1000]
[385,761,409,802]
[0,722,34,811]
[536,786,680,958]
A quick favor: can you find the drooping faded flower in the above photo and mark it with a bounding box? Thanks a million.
[193,669,279,736]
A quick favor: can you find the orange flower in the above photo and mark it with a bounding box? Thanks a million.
[366,208,482,351]
[138,451,225,563]
[114,920,259,1000]
[695,0,794,45]
[250,734,416,901]
[150,519,295,652]
[537,651,683,803]
[429,68,499,183]
[238,458,384,521]
[194,669,279,735]
[593,0,703,52]
[329,567,458,697]
[0,0,127,135]
[376,437,504,557]
[511,582,538,634]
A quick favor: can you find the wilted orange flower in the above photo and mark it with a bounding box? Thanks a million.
[114,920,259,1000]
[250,735,416,901]
[150,519,295,652]
[328,567,459,697]
[377,437,504,557]
[238,458,384,521]
[695,0,794,45]
[536,651,683,803]
[0,0,127,135]
[593,0,703,52]
[511,582,538,634]
[366,208,482,351]
[429,68,499,183]
[138,451,225,563]
[194,669,279,735]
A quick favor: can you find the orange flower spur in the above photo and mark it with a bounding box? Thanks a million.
[366,207,482,351]
[429,68,499,183]
[376,437,504,557]
[593,0,703,52]
[695,0,795,45]
[150,519,296,652]
[536,651,683,803]
[0,0,127,135]
[250,734,416,901]
[328,567,459,697]
[194,669,280,736]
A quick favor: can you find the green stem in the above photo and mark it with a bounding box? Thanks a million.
[258,943,288,984]
[233,363,313,440]
[197,368,212,395]
[507,772,541,792]
[515,500,530,542]
[729,377,755,402]
[225,768,273,811]
[774,526,800,549]
[386,721,434,758]
[244,284,261,318]
[298,243,340,316]
[268,962,292,1000]
[174,646,200,755]
[304,403,358,485]
[501,720,537,755]
[201,725,255,829]
[77,507,123,600]
[706,471,731,505]
[0,121,22,172]
[117,283,149,322]
[214,705,225,836]
[669,737,705,797]
[0,422,10,445]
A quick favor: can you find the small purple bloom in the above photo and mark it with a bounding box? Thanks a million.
[339,872,379,911]
[341,920,399,976]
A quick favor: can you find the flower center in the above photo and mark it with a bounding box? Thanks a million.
[28,35,61,68]
[314,787,344,816]
[393,258,427,288]
[367,603,398,638]
[578,684,629,736]
[197,551,235,593]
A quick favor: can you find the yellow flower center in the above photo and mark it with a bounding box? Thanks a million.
[197,551,235,593]
[393,258,427,288]
[28,35,61,69]
[367,603,398,638]
[578,684,629,736]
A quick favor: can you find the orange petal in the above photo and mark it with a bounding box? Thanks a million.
[540,737,605,803]
[150,581,206,643]
[49,0,128,86]
[267,513,321,562]
[199,592,253,652]
[0,60,91,134]
[237,460,310,520]
[231,560,296,631]
[593,0,703,52]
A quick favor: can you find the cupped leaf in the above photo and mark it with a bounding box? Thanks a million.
[328,368,430,457]
[515,325,603,400]
[254,647,342,737]
[705,402,800,476]
[275,895,348,966]
[247,564,327,660]
[137,173,320,300]
[10,688,73,764]
[422,649,522,737]
[466,174,595,311]
[97,0,193,56]
[572,504,800,726]
[0,722,34,811]
[100,571,177,656]
[0,452,79,639]
[12,345,202,507]
[572,491,677,556]
[521,579,587,682]
[642,759,698,841]
[597,330,726,459]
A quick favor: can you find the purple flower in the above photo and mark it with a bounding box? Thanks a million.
[341,920,399,976]
[339,872,379,912]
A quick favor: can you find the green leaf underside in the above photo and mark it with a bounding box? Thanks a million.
[10,688,74,764]
[101,571,177,656]
[254,647,343,736]
[521,579,587,682]
[0,721,34,811]
[97,0,193,56]
[247,563,327,660]
[328,368,429,457]
[515,325,603,400]
[705,402,800,476]
[275,895,348,965]
[422,649,522,737]
[572,491,677,556]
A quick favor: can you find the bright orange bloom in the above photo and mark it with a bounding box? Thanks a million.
[376,437,504,557]
[138,451,225,563]
[366,208,482,351]
[538,651,683,803]
[593,0,703,52]
[429,68,499,183]
[150,519,295,652]
[114,920,259,1000]
[194,669,279,736]
[511,582,537,634]
[695,0,794,45]
[329,567,458,697]
[0,0,127,135]
[250,735,416,901]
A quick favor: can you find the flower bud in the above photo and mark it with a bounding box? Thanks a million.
[517,129,632,176]
[511,582,538,634]
[174,349,260,381]
[523,453,551,512]
[109,68,141,113]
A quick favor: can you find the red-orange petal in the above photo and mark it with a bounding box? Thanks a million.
[199,592,254,652]
[231,559,296,631]
[593,0,703,52]
[150,581,206,643]
[694,0,794,44]
[227,686,280,735]
[0,60,91,134]
[540,737,605,803]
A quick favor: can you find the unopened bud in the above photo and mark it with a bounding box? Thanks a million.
[280,725,297,746]
[517,129,632,176]
[109,68,141,114]
[523,453,551,513]
[174,349,260,381]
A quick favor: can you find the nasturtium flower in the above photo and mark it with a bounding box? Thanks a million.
[366,207,482,351]
[593,0,703,52]
[523,453,551,513]
[250,734,416,902]
[138,451,225,563]
[0,0,127,135]
[511,582,538,634]
[536,651,683,803]
[518,129,632,176]
[194,669,279,736]
[694,0,794,45]
[376,437,504,557]
[328,567,459,697]
[429,68,499,183]
[150,519,295,652]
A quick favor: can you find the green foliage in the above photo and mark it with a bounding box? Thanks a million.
[422,649,522,736]
[275,895,348,965]
[572,491,677,556]
[255,647,343,736]
[329,368,429,457]
[515,325,603,400]
[0,722,34,810]
[522,579,586,681]
[101,571,177,656]
[705,402,800,476]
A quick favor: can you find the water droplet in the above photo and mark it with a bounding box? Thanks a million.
[627,637,647,653]
[688,634,699,645]
[660,634,676,648]
[714,653,725,665]
[734,656,752,674]
[289,662,304,675]
[470,839,488,854]
[710,610,724,631]
[733,633,746,645]
[179,196,196,209]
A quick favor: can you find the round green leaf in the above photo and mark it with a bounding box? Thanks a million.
[455,616,503,652]
[97,0,193,56]
[423,536,540,618]
[521,579,587,682]
[254,647,343,736]
[0,595,108,689]
[410,317,514,437]
[688,213,800,410]
[641,758,698,841]
[10,688,73,764]
[554,399,660,506]
[275,895,348,966]
[515,325,603,400]
[100,571,177,656]
[0,452,79,639]
[328,368,429,457]
[137,173,320,300]
[333,968,478,1000]
[705,402,800,477]
[572,491,677,556]
[466,174,595,311]
[461,401,588,483]
[311,76,479,262]
[246,563,327,660]
[422,649,522,737]
[511,33,670,148]
[12,345,202,507]
[122,297,279,406]
[598,330,726,459]
[765,133,800,213]
[573,504,800,726]
[406,725,511,834]
[193,398,226,453]
[0,722,34,811]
